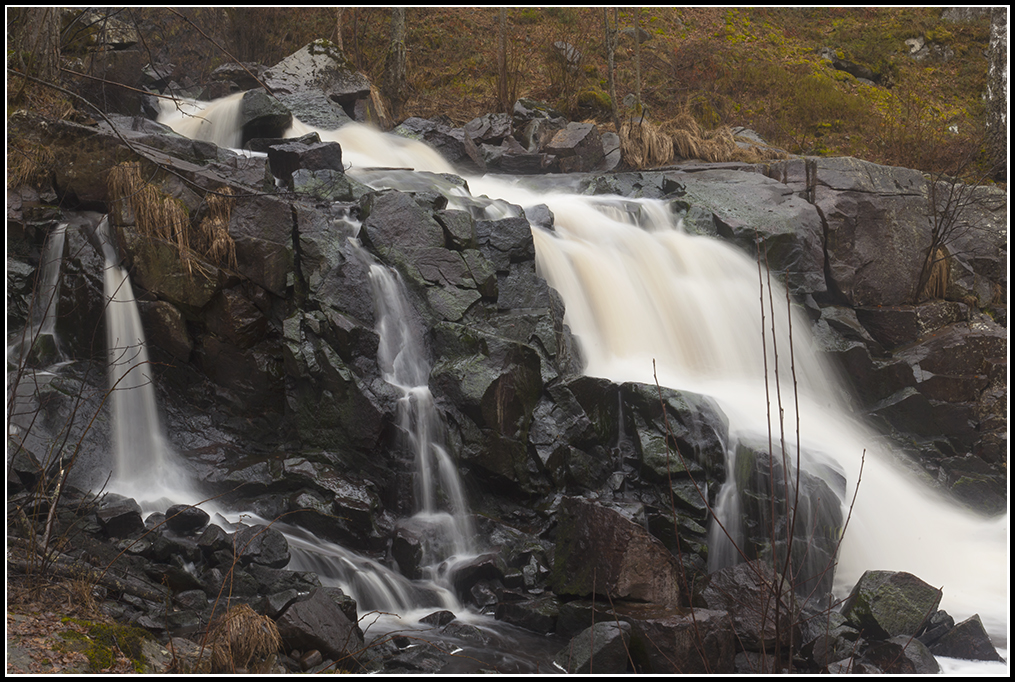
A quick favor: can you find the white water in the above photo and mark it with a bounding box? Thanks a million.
[157,95,1008,647]
[369,263,477,566]
[95,217,192,509]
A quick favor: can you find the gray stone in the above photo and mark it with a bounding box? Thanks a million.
[840,570,942,639]
[554,621,631,673]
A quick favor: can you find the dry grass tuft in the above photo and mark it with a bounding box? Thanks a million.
[7,140,56,189]
[918,246,949,301]
[207,604,282,673]
[108,161,193,272]
[620,119,674,169]
[663,110,789,164]
[199,187,238,270]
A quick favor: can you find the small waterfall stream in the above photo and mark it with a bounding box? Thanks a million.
[94,217,191,509]
[369,263,476,564]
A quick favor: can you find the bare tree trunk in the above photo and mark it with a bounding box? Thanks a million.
[604,8,621,132]
[384,8,407,121]
[634,7,642,119]
[352,8,361,70]
[986,7,1007,181]
[9,7,62,84]
[498,8,509,113]
[334,8,345,53]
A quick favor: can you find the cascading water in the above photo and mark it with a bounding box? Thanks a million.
[369,263,476,564]
[155,94,1007,648]
[94,217,190,508]
[8,223,67,366]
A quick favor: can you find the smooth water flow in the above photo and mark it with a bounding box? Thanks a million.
[154,95,1008,641]
[369,263,476,567]
[95,218,191,509]
[34,223,67,339]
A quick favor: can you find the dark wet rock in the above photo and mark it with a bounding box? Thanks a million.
[239,89,293,144]
[262,40,370,128]
[551,497,682,608]
[232,524,291,569]
[701,559,796,652]
[553,621,631,674]
[623,606,736,673]
[266,139,344,181]
[862,635,940,673]
[164,504,209,533]
[915,609,954,647]
[840,570,942,640]
[394,117,485,174]
[276,587,364,670]
[543,122,604,174]
[495,595,559,634]
[420,610,456,627]
[672,168,826,296]
[730,441,845,595]
[464,113,513,145]
[928,614,1004,662]
[97,494,144,538]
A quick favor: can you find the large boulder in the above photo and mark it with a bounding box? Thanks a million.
[276,587,364,670]
[551,497,682,607]
[263,40,370,129]
[671,167,826,296]
[701,559,797,652]
[553,621,631,674]
[840,570,942,640]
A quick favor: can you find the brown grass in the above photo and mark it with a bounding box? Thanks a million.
[107,161,193,272]
[206,604,282,673]
[918,247,949,301]
[7,139,56,189]
[620,119,673,168]
[199,187,237,270]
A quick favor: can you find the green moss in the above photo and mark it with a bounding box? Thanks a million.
[60,618,154,673]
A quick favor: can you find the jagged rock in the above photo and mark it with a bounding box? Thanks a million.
[862,635,940,673]
[928,614,1004,662]
[730,441,845,595]
[672,167,826,296]
[495,595,559,634]
[239,89,293,143]
[266,139,344,181]
[97,494,144,537]
[701,560,797,652]
[553,621,631,673]
[210,62,267,91]
[276,587,364,670]
[138,300,192,361]
[232,524,291,569]
[464,113,513,145]
[840,570,942,639]
[263,40,370,128]
[551,497,682,607]
[544,123,604,173]
[624,607,736,674]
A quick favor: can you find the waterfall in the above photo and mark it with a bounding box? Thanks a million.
[156,95,1006,637]
[9,223,67,366]
[369,260,476,567]
[95,217,190,509]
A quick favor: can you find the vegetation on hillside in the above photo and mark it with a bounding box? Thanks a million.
[7,7,1002,180]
